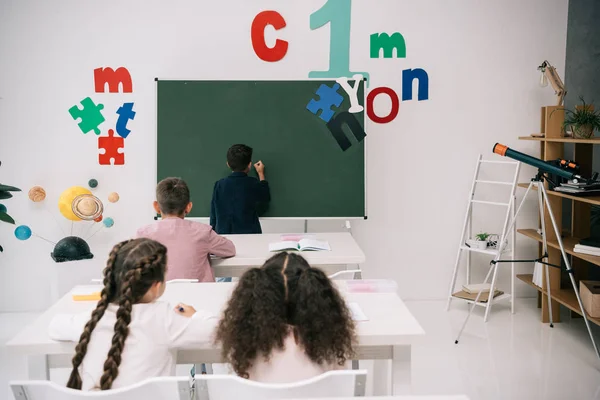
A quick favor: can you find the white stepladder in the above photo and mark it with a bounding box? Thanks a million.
[446,155,520,322]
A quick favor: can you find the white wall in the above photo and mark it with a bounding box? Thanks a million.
[0,0,569,312]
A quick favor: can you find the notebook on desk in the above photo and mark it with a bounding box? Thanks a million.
[269,239,331,252]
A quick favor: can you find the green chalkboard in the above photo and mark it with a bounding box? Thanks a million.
[157,80,366,218]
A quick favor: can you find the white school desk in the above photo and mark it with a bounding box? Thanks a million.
[212,232,366,277]
[299,397,469,400]
[6,281,424,395]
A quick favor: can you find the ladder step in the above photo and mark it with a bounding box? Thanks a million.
[475,180,514,186]
[471,200,510,206]
[460,246,500,256]
[453,293,512,305]
[480,160,519,165]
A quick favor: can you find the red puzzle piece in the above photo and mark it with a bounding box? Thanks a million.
[98,129,125,165]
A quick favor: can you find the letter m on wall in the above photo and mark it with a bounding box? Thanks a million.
[370,33,406,58]
[94,67,133,93]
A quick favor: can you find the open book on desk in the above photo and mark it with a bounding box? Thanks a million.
[269,239,331,252]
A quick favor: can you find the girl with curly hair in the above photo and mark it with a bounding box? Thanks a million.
[48,238,216,391]
[215,252,356,383]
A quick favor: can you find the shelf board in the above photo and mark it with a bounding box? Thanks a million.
[517,183,600,206]
[517,274,600,326]
[518,136,600,144]
[517,229,600,267]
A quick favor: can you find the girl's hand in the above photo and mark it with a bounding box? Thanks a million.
[174,303,196,317]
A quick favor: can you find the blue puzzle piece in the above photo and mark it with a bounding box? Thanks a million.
[306,83,344,123]
[68,97,105,135]
[116,102,136,138]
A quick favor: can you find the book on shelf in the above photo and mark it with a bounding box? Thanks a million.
[580,237,600,248]
[532,262,543,287]
[554,181,600,195]
[462,283,491,294]
[574,244,600,257]
[452,289,504,303]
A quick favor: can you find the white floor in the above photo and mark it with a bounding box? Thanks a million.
[2,299,600,400]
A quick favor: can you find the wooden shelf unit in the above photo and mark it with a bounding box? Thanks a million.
[517,183,600,206]
[517,229,600,267]
[517,274,600,326]
[516,104,598,324]
[518,136,600,144]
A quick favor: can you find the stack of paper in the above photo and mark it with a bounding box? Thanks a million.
[462,283,491,294]
[347,302,368,321]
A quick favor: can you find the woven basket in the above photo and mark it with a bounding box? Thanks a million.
[572,124,594,139]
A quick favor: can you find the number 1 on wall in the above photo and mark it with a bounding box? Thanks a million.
[309,0,369,81]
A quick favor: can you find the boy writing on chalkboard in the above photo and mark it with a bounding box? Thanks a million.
[210,144,271,236]
[136,177,236,282]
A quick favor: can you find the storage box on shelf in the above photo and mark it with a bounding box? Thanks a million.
[516,105,598,323]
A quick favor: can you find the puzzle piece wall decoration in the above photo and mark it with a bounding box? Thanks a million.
[98,129,124,165]
[116,102,136,138]
[69,97,105,135]
[306,83,344,123]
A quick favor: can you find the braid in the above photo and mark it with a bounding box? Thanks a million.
[66,240,132,390]
[99,252,165,390]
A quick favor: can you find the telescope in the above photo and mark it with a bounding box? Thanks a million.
[493,143,596,185]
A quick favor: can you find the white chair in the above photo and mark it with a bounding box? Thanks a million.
[10,376,190,400]
[11,370,367,400]
[167,279,199,284]
[328,270,362,280]
[194,369,367,400]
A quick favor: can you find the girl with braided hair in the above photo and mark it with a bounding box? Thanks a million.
[49,238,216,391]
[215,252,356,383]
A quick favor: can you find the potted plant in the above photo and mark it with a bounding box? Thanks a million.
[467,232,490,250]
[562,97,600,139]
[0,161,21,252]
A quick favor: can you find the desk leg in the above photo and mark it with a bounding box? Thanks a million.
[391,345,411,395]
[27,355,50,380]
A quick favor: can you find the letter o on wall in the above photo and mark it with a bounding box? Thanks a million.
[366,87,399,123]
[251,11,288,62]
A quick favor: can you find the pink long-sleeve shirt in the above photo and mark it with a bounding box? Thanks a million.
[136,218,235,282]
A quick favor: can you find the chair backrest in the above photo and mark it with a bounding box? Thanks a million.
[328,270,362,280]
[195,369,367,400]
[10,376,190,400]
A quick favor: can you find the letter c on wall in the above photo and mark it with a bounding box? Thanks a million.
[251,11,288,62]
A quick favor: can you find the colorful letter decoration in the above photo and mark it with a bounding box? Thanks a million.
[251,11,288,62]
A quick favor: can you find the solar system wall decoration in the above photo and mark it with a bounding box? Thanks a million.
[3,178,120,263]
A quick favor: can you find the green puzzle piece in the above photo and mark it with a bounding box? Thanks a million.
[69,97,105,135]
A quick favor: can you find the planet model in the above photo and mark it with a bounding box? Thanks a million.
[28,186,46,202]
[108,192,120,203]
[58,186,91,221]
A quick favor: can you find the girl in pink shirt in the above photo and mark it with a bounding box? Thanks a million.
[215,252,355,383]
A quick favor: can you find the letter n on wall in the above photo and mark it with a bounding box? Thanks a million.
[327,112,366,151]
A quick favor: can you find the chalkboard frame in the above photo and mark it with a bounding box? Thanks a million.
[155,78,368,220]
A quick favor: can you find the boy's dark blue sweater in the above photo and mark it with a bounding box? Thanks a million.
[210,172,270,234]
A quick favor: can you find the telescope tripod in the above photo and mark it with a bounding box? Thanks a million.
[455,172,600,361]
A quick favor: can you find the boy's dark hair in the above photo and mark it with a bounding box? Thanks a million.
[227,144,253,172]
[215,252,356,379]
[156,177,190,216]
[66,238,167,390]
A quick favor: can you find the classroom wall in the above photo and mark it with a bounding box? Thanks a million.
[565,0,600,171]
[0,0,568,312]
